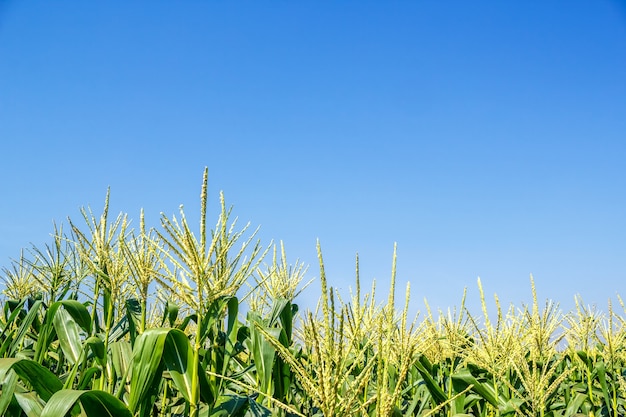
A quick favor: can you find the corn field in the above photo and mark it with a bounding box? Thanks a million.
[1,169,625,417]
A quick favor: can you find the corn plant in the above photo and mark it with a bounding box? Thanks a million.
[3,168,626,417]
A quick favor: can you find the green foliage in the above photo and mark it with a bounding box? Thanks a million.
[41,389,132,417]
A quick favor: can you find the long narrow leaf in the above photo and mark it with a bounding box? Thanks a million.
[451,369,502,408]
[8,300,42,357]
[34,300,90,364]
[0,358,63,401]
[0,369,18,416]
[52,307,82,365]
[162,328,195,402]
[14,392,45,417]
[40,389,132,417]
[414,355,448,405]
[127,329,168,414]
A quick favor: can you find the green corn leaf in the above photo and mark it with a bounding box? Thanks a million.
[271,336,291,402]
[77,366,102,390]
[268,298,289,328]
[34,300,90,363]
[211,394,248,416]
[2,400,22,417]
[108,316,129,343]
[0,358,63,401]
[269,297,297,399]
[56,300,92,334]
[162,328,195,403]
[127,328,168,414]
[246,397,272,416]
[2,299,23,323]
[109,300,142,343]
[0,368,19,416]
[220,296,240,379]
[162,299,179,327]
[281,301,298,345]
[596,361,611,411]
[80,390,132,417]
[84,336,105,365]
[176,313,198,332]
[125,298,142,345]
[1,298,26,339]
[0,328,16,357]
[248,312,280,399]
[202,296,232,342]
[564,392,588,416]
[40,389,132,417]
[577,350,591,368]
[209,394,272,417]
[8,299,42,357]
[451,369,502,408]
[52,307,82,365]
[128,327,212,414]
[110,340,132,385]
[414,355,447,405]
[14,391,45,417]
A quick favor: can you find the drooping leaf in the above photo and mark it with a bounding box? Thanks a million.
[0,358,63,401]
[34,300,90,364]
[40,389,132,417]
[414,354,447,405]
[451,369,502,408]
[77,366,102,390]
[55,300,92,334]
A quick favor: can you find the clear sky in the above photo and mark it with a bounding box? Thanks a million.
[1,1,625,317]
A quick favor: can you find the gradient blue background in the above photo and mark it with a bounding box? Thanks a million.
[1,1,625,316]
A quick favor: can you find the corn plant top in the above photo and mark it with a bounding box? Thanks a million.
[1,171,625,416]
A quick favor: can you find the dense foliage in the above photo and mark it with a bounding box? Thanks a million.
[1,169,625,416]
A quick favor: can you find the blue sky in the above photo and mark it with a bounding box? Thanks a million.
[1,1,625,316]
